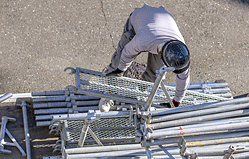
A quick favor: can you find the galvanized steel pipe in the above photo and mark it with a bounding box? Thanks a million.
[150,97,249,117]
[66,144,142,154]
[145,130,249,147]
[34,106,99,114]
[0,92,13,103]
[149,108,249,129]
[150,102,249,123]
[147,122,249,139]
[53,111,130,121]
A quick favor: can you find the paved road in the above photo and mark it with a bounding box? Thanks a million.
[1,0,249,97]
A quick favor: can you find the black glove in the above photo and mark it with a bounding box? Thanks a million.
[105,68,124,77]
[160,99,180,108]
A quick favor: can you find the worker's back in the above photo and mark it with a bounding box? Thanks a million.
[130,4,184,54]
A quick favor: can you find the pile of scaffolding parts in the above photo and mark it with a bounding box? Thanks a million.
[2,66,249,159]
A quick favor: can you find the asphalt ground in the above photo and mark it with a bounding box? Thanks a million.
[1,0,249,97]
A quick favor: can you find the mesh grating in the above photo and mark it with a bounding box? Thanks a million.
[66,117,136,142]
[76,68,227,107]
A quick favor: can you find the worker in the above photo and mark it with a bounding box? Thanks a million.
[103,4,190,109]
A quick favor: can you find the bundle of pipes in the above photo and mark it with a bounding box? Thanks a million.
[134,97,249,158]
[32,90,138,126]
[32,90,101,126]
[166,80,232,99]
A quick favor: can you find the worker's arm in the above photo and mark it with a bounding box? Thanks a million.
[117,35,144,71]
[174,68,190,103]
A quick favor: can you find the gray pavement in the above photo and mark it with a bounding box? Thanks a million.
[0,0,249,97]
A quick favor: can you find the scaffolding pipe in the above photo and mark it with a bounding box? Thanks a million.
[33,100,99,109]
[32,90,66,96]
[186,136,249,147]
[32,95,100,103]
[36,115,53,121]
[20,101,31,159]
[145,67,174,111]
[166,82,228,89]
[78,119,90,147]
[144,131,249,147]
[150,97,249,117]
[36,121,53,127]
[65,143,249,158]
[0,92,13,103]
[150,102,249,123]
[147,122,249,139]
[155,116,249,133]
[149,108,249,129]
[34,106,99,115]
[232,152,249,159]
[65,144,142,154]
[53,111,130,121]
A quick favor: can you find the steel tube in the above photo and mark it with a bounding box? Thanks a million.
[36,115,53,120]
[150,97,249,117]
[53,111,130,121]
[36,121,53,127]
[78,119,90,147]
[66,143,249,158]
[21,101,31,159]
[145,131,249,147]
[232,152,249,159]
[0,92,13,103]
[33,96,66,103]
[33,102,68,108]
[147,122,249,139]
[149,108,249,129]
[32,90,66,96]
[186,136,249,147]
[65,144,142,154]
[194,88,230,93]
[145,67,172,111]
[150,102,249,123]
[33,100,99,109]
[166,82,228,89]
[156,116,249,133]
[34,106,99,115]
[32,95,100,103]
[5,129,26,156]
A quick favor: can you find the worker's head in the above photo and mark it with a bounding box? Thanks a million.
[158,40,190,74]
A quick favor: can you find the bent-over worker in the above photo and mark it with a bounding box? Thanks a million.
[105,4,190,108]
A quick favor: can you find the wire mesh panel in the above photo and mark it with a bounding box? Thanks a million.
[64,117,136,143]
[75,67,227,107]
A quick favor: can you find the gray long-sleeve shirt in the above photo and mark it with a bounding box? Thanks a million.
[117,4,190,102]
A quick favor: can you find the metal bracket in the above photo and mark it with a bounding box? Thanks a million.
[178,137,198,159]
[64,67,76,75]
[49,122,62,135]
[222,145,245,159]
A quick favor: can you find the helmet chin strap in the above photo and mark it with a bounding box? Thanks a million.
[157,43,165,54]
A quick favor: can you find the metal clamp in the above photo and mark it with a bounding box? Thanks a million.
[178,137,198,159]
[222,145,245,159]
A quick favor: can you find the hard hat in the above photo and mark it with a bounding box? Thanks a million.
[159,40,190,74]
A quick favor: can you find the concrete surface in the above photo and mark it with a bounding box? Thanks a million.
[0,0,249,97]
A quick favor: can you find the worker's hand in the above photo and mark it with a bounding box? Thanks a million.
[160,99,180,108]
[105,68,124,77]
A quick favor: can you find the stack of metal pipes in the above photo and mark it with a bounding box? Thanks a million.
[134,97,249,158]
[166,80,232,99]
[31,90,101,126]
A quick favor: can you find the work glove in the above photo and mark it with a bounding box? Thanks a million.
[160,99,180,108]
[105,68,124,77]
